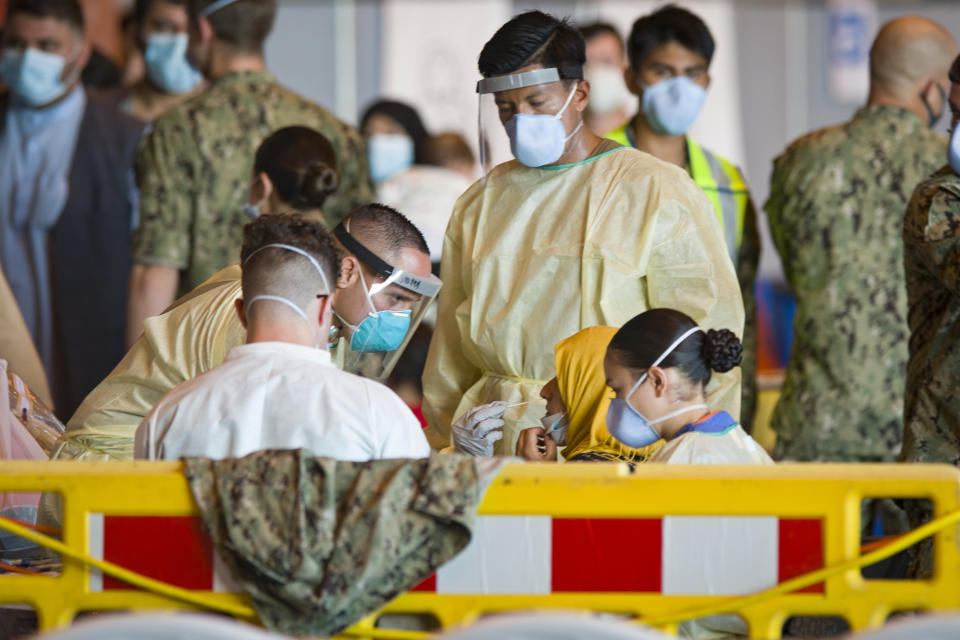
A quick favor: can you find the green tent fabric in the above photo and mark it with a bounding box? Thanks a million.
[184,450,492,636]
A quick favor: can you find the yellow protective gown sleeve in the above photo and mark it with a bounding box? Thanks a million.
[55,264,246,460]
[0,268,53,409]
[422,146,744,454]
[554,326,662,462]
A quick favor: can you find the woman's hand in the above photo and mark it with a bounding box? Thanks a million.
[516,427,558,462]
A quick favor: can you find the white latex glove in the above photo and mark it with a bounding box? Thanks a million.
[452,401,507,457]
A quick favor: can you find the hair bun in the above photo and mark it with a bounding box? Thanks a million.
[295,162,340,208]
[701,329,742,373]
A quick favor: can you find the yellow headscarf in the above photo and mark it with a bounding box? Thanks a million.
[556,326,663,462]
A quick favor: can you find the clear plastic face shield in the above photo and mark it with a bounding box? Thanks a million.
[332,224,442,382]
[476,65,584,175]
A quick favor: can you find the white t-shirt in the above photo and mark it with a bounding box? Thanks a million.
[134,341,430,461]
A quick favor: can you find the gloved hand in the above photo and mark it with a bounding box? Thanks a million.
[452,401,507,457]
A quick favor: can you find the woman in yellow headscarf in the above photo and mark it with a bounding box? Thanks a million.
[515,326,662,466]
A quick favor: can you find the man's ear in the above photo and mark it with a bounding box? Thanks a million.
[197,14,214,44]
[624,67,642,97]
[72,38,92,79]
[318,293,335,328]
[235,298,247,329]
[573,79,590,112]
[338,255,359,290]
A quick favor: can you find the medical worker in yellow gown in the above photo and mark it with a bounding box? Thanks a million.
[423,10,743,454]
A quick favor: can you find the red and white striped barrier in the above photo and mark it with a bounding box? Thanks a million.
[86,514,823,597]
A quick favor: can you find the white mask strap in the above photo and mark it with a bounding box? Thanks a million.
[555,81,579,120]
[648,403,708,428]
[242,243,331,294]
[624,325,703,411]
[246,294,320,348]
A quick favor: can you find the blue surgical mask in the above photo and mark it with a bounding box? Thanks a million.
[506,82,583,168]
[367,133,414,183]
[337,269,411,352]
[949,124,960,176]
[0,48,71,107]
[144,33,203,95]
[641,76,707,136]
[605,326,707,448]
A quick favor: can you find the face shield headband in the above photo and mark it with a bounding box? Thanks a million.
[475,65,584,174]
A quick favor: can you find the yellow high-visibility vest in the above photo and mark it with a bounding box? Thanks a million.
[606,122,748,267]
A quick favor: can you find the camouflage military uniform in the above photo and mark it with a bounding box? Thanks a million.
[901,166,960,467]
[132,71,373,294]
[184,450,493,636]
[765,105,945,462]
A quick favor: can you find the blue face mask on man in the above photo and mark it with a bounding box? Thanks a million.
[144,33,203,95]
[0,48,74,107]
[367,133,414,183]
[336,267,412,353]
[641,75,707,136]
[606,327,707,448]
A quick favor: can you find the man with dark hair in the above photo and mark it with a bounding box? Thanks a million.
[134,214,429,461]
[605,5,761,430]
[57,203,437,461]
[0,0,145,418]
[127,0,374,347]
[767,18,956,468]
[108,0,203,123]
[422,11,742,453]
[578,22,630,137]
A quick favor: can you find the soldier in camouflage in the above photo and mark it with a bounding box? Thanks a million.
[901,56,960,472]
[765,17,956,464]
[127,0,373,345]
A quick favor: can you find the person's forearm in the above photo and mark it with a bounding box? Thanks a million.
[126,263,179,348]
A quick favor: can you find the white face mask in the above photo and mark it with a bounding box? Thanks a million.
[504,82,583,167]
[584,65,631,116]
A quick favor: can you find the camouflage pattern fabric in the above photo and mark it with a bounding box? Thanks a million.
[738,196,761,433]
[765,105,946,462]
[901,167,960,468]
[132,71,374,294]
[183,450,487,636]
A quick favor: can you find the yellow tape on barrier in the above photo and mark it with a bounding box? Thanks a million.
[0,515,257,620]
[339,509,960,639]
[642,508,960,627]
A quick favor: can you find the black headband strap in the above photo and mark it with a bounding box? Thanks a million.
[333,224,395,279]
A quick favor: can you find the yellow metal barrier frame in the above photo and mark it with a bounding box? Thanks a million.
[0,461,957,639]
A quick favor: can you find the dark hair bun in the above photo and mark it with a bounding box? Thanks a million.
[701,329,742,373]
[294,162,340,208]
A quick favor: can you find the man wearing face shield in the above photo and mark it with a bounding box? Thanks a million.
[0,0,145,418]
[55,202,437,461]
[134,214,430,461]
[422,11,743,455]
[605,5,761,431]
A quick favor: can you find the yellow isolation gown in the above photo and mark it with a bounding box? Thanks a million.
[422,144,744,453]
